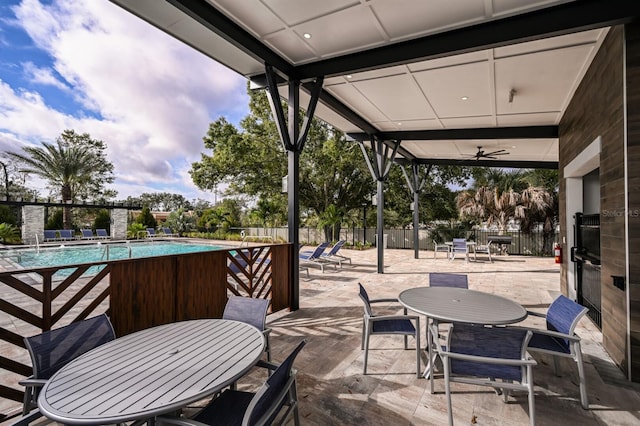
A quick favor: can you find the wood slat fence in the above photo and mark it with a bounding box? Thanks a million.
[0,243,293,420]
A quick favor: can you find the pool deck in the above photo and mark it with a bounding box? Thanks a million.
[2,244,640,425]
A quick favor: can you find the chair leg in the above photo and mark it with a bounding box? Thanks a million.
[443,357,453,426]
[415,321,421,378]
[574,343,589,409]
[527,365,536,426]
[363,324,371,375]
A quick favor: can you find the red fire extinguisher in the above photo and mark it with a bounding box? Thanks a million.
[554,243,562,264]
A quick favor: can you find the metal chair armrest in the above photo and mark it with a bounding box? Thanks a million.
[439,349,537,367]
[369,298,401,304]
[370,314,420,322]
[18,378,47,387]
[526,327,581,342]
[526,310,546,318]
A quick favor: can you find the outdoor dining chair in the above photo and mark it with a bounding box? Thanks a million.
[449,238,469,262]
[223,296,272,361]
[20,314,115,418]
[524,295,590,409]
[358,283,421,377]
[431,323,536,426]
[429,273,468,289]
[157,340,306,426]
[433,240,450,258]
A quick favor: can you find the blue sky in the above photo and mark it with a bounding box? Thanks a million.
[0,0,250,201]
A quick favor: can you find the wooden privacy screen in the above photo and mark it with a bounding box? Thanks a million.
[0,243,292,418]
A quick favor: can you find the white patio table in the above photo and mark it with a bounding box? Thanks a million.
[398,287,527,392]
[38,319,265,425]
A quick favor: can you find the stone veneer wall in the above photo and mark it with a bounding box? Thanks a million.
[21,206,45,246]
[626,22,640,382]
[559,24,640,380]
[111,209,128,240]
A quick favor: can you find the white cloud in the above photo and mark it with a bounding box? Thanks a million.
[22,61,70,91]
[0,0,249,200]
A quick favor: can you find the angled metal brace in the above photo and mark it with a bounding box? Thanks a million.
[402,163,431,194]
[297,76,324,151]
[264,65,292,151]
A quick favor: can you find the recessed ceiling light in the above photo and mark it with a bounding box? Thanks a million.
[461,96,469,101]
[346,75,352,79]
[303,33,311,39]
[397,122,402,126]
[512,145,516,149]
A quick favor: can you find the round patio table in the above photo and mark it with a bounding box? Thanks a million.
[38,319,265,425]
[398,287,527,392]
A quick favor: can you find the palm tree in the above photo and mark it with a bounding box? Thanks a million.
[457,186,524,234]
[8,130,114,229]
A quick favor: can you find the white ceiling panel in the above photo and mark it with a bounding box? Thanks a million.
[414,61,493,118]
[491,0,573,17]
[408,51,490,72]
[291,7,384,58]
[440,116,497,128]
[326,84,388,123]
[209,0,284,36]
[353,74,436,121]
[372,119,440,131]
[263,29,317,63]
[370,0,486,40]
[494,28,603,58]
[340,66,407,82]
[263,0,360,26]
[494,44,595,114]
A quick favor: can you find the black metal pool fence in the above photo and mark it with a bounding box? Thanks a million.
[236,227,559,256]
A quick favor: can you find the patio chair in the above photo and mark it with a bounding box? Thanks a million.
[157,340,306,426]
[223,296,272,361]
[524,295,589,409]
[58,229,74,241]
[449,238,469,262]
[474,243,492,263]
[433,240,450,259]
[146,227,158,238]
[161,227,176,237]
[429,273,468,289]
[43,230,58,242]
[19,314,115,418]
[95,229,110,239]
[299,242,335,272]
[319,240,351,267]
[431,323,536,426]
[80,229,95,240]
[358,283,421,377]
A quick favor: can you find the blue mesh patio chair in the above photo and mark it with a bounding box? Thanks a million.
[429,273,468,289]
[299,242,335,272]
[146,227,158,238]
[43,230,58,242]
[431,323,536,426]
[80,229,95,240]
[449,238,469,262]
[161,227,176,237]
[223,296,272,362]
[358,283,421,377]
[157,340,306,426]
[95,229,110,239]
[19,314,115,418]
[319,240,351,267]
[524,295,589,409]
[58,229,74,241]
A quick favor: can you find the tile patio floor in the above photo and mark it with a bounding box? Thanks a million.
[5,246,640,425]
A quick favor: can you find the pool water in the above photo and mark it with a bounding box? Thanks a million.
[13,242,225,272]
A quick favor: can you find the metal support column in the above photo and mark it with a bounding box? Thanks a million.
[359,137,400,273]
[401,163,431,259]
[265,65,323,310]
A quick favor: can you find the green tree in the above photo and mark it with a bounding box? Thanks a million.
[164,208,195,236]
[317,204,343,241]
[136,206,157,229]
[46,209,63,230]
[93,209,111,233]
[124,193,192,211]
[7,129,116,228]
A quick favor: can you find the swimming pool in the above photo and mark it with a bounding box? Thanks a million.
[8,241,226,271]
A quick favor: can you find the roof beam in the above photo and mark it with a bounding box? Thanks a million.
[347,126,558,141]
[167,0,293,76]
[395,158,558,169]
[294,0,636,79]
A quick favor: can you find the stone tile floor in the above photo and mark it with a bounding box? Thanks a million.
[4,247,640,425]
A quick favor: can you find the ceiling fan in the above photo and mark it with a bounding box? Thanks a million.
[467,146,509,160]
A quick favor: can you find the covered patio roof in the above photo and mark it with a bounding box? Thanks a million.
[110,0,636,168]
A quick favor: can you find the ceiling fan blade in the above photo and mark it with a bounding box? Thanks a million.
[484,149,508,156]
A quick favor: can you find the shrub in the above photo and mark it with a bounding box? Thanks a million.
[46,209,63,230]
[93,209,111,233]
[0,223,21,244]
[127,223,146,239]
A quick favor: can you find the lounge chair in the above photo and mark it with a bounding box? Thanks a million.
[161,227,175,237]
[95,229,110,240]
[319,240,351,267]
[80,229,95,240]
[43,230,58,242]
[58,229,74,241]
[146,228,158,238]
[299,242,335,272]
